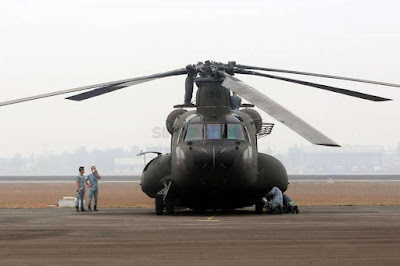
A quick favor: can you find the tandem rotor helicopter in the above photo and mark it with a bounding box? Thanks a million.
[1,60,399,215]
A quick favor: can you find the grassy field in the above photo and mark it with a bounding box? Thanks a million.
[1,182,399,208]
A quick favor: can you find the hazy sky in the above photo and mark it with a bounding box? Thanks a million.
[1,0,400,157]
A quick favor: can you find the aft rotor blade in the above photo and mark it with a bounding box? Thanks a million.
[236,69,391,102]
[237,64,400,88]
[0,68,188,107]
[220,73,340,147]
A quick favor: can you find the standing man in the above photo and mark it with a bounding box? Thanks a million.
[184,62,202,106]
[230,92,242,110]
[184,71,197,106]
[85,166,101,212]
[75,166,87,212]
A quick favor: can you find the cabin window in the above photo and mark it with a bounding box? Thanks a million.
[207,124,222,139]
[185,124,203,141]
[227,124,245,141]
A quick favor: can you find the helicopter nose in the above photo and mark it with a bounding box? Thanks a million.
[191,145,238,169]
[215,147,237,169]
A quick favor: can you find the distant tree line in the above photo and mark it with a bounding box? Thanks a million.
[1,144,400,175]
[0,146,141,175]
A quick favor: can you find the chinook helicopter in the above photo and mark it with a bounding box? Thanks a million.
[1,61,398,214]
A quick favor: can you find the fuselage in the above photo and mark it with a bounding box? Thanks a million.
[141,76,288,210]
[170,108,259,208]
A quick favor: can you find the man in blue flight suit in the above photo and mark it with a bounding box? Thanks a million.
[75,166,87,212]
[264,186,284,214]
[85,166,101,212]
[230,92,242,110]
[283,194,299,214]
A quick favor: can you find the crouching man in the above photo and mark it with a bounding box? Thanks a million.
[264,186,284,214]
[283,194,299,214]
[85,166,101,212]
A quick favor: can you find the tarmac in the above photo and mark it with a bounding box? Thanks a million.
[1,206,400,265]
[1,175,400,183]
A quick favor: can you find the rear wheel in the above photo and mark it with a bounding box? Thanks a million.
[166,199,175,215]
[155,195,164,215]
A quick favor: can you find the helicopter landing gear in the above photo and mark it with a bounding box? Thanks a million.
[155,180,175,215]
[165,198,175,215]
[155,194,164,215]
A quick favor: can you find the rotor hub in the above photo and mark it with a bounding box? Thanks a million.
[186,60,236,78]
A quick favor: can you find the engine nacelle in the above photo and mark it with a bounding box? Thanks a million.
[141,154,171,198]
[256,153,288,193]
[166,109,187,134]
[240,108,262,133]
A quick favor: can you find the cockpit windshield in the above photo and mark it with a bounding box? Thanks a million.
[185,124,203,141]
[184,123,249,142]
[207,124,221,139]
[226,124,245,140]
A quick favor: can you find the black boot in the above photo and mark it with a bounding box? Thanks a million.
[94,205,99,211]
[75,206,79,212]
[88,206,92,212]
[80,206,87,212]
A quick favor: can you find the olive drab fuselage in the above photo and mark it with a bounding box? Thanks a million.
[141,76,288,210]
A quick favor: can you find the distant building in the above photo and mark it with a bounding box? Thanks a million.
[287,146,384,174]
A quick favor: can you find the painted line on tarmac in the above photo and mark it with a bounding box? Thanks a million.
[290,180,400,183]
[178,223,223,226]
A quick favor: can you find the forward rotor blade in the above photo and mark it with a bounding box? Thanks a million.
[236,69,391,102]
[0,68,188,107]
[237,64,400,88]
[220,73,340,147]
[66,68,188,101]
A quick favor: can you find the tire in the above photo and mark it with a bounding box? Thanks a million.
[155,195,164,215]
[255,199,264,214]
[166,199,175,215]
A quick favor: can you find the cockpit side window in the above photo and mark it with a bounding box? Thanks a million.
[177,127,185,144]
[242,125,251,143]
[185,124,203,141]
[206,124,222,139]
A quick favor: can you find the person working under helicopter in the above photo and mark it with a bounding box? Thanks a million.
[264,186,284,214]
[230,92,242,110]
[283,194,299,214]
